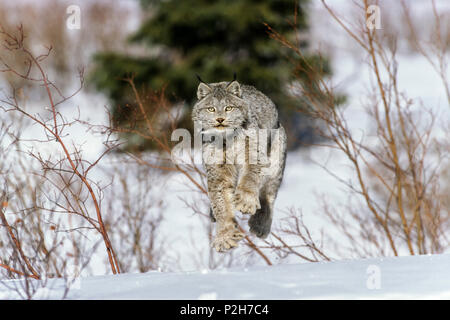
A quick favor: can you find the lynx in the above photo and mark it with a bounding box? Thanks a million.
[192,77,287,252]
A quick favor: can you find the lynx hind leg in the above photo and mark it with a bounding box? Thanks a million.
[248,178,282,239]
[249,125,287,238]
[248,197,272,238]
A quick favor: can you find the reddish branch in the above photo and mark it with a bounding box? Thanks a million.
[0,200,40,279]
[0,25,120,274]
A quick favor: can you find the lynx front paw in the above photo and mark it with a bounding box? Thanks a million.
[234,188,261,215]
[212,229,245,252]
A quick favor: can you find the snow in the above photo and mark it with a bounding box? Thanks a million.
[1,253,450,299]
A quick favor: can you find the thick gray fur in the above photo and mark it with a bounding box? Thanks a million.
[192,80,287,252]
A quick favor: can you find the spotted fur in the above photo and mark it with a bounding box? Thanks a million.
[192,80,287,252]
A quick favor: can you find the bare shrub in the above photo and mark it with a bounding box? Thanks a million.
[102,161,175,273]
[0,0,143,93]
[262,0,450,259]
[257,208,332,263]
[0,25,120,278]
[0,113,99,299]
[0,22,177,297]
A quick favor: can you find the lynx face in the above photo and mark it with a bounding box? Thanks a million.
[192,81,249,134]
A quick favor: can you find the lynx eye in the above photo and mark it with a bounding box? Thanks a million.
[225,106,234,112]
[207,107,215,112]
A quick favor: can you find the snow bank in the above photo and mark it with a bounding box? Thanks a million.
[2,253,449,299]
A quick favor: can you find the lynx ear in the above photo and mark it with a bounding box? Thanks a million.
[197,83,212,100]
[226,80,241,97]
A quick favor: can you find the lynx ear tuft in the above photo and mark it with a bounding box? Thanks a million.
[197,82,212,100]
[226,81,241,97]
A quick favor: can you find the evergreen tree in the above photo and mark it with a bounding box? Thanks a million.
[90,0,337,151]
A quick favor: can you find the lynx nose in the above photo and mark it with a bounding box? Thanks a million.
[216,118,225,123]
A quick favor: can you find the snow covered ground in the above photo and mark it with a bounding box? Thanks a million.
[1,253,450,299]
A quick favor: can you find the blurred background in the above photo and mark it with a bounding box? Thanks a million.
[0,0,449,290]
[1,0,344,151]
